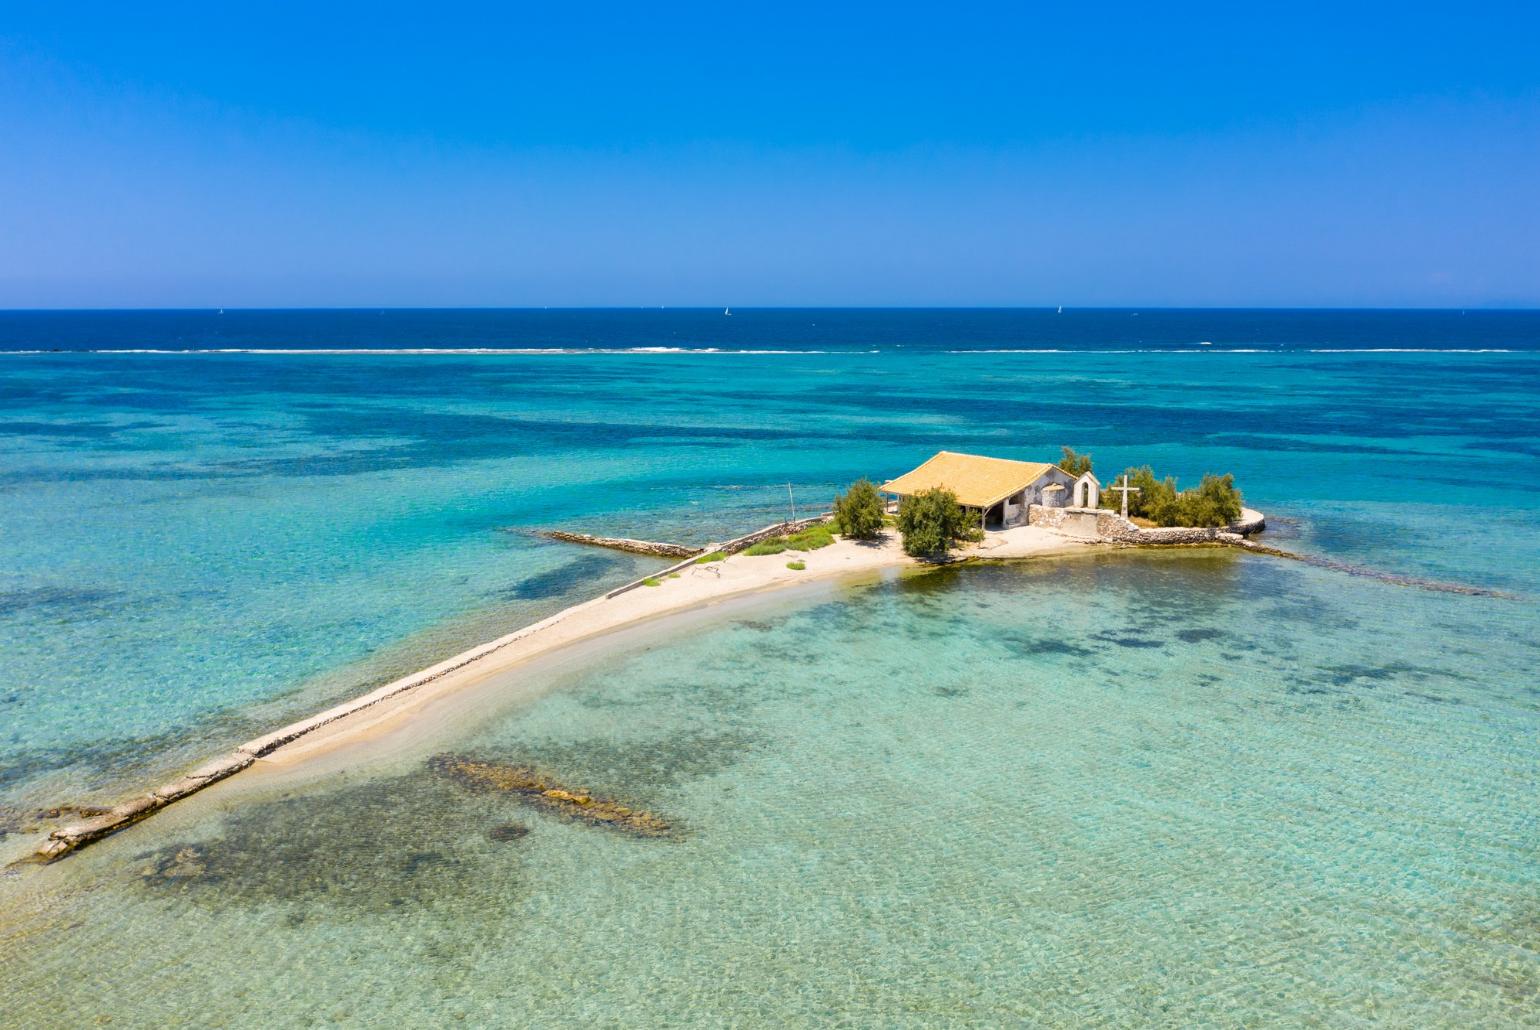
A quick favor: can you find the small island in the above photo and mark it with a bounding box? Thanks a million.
[873,447,1264,557]
[24,445,1264,863]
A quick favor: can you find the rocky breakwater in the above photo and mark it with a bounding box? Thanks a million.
[31,751,255,862]
[535,530,702,559]
[1029,504,1512,597]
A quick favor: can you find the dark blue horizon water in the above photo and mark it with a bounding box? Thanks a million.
[2,307,1538,353]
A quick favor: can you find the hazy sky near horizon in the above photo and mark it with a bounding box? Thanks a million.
[2,3,1537,308]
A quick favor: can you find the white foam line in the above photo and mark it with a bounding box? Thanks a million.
[948,348,1271,354]
[0,346,1521,356]
[0,347,834,356]
[944,348,1519,355]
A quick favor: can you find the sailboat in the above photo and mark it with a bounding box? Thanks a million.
[724,307,732,316]
[1056,305,1063,314]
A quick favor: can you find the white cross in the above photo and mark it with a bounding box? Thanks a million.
[1112,474,1141,518]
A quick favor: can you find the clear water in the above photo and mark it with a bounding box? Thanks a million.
[1,310,1537,1024]
[2,555,1535,1025]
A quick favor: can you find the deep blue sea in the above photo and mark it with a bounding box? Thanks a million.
[2,310,1537,1025]
[2,306,1535,353]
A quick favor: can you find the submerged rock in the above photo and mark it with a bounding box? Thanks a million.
[487,823,530,842]
[133,772,497,915]
[0,807,26,838]
[428,754,674,838]
[144,844,209,880]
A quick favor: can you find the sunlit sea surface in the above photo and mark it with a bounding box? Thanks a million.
[1,310,1537,1025]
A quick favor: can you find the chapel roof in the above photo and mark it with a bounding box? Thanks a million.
[880,451,1058,508]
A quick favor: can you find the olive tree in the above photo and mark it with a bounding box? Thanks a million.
[1102,466,1243,527]
[1100,465,1176,519]
[1057,446,1094,478]
[896,487,975,558]
[1161,473,1243,527]
[832,478,885,540]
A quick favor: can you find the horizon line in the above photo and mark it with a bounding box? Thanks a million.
[2,305,1539,314]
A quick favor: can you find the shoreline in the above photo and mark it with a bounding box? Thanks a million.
[21,523,1097,864]
[16,499,1513,868]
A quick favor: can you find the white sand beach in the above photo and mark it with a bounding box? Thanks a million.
[14,524,1096,863]
[257,525,1089,767]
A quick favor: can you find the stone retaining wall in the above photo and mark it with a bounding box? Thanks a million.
[1229,508,1266,536]
[1028,505,1262,546]
[600,513,834,600]
[719,514,832,556]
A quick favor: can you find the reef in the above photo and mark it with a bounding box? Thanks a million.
[428,754,674,838]
[144,844,209,880]
[1235,540,1519,598]
[130,772,500,915]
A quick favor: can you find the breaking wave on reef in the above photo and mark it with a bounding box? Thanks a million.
[0,346,1519,356]
[0,346,833,355]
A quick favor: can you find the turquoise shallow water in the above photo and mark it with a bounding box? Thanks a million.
[3,336,1537,807]
[1,554,1535,1025]
[1,311,1538,1024]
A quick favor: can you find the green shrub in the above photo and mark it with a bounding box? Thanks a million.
[896,487,975,558]
[1101,465,1176,519]
[785,560,806,571]
[1057,446,1094,478]
[1198,473,1244,524]
[695,551,727,563]
[1103,466,1243,527]
[642,577,662,587]
[786,522,835,550]
[746,522,836,556]
[1162,473,1242,527]
[833,478,885,540]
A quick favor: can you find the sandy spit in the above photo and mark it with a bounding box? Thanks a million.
[20,526,1093,863]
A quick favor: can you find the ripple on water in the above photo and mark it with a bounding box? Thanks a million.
[3,554,1534,1025]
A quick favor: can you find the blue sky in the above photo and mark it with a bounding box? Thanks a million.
[2,2,1536,307]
